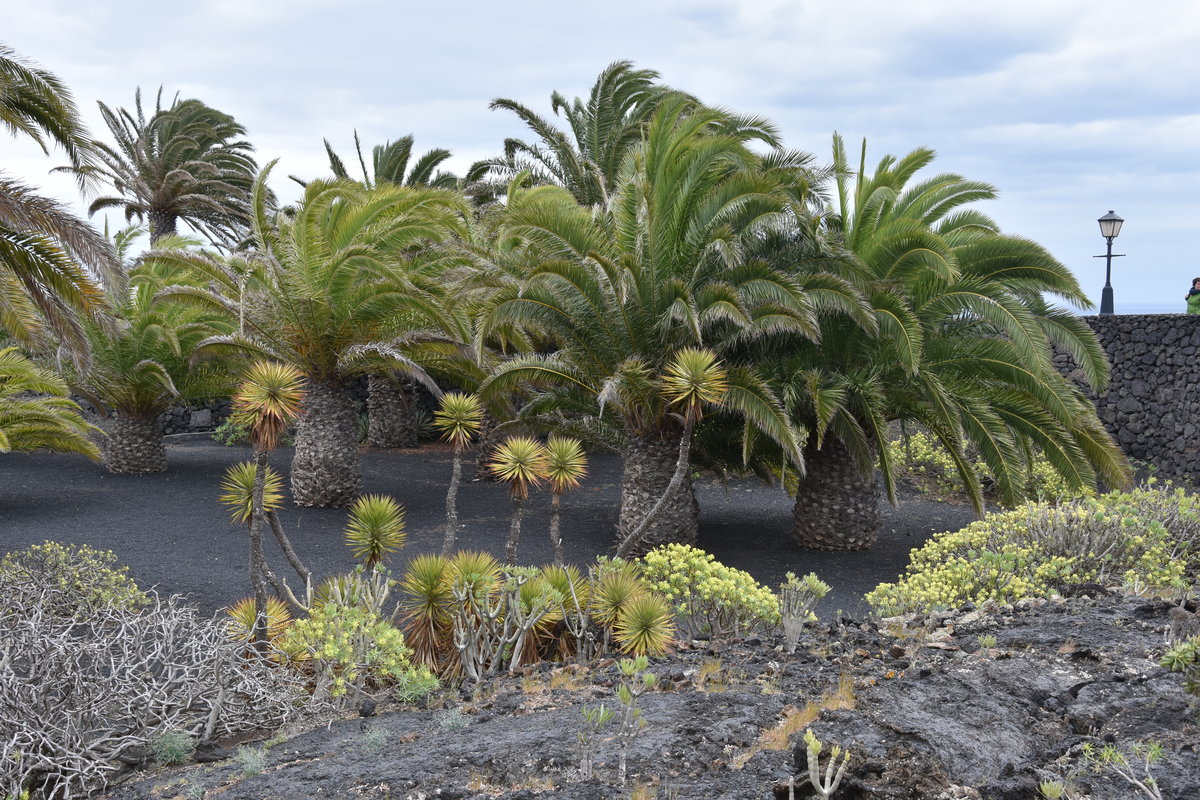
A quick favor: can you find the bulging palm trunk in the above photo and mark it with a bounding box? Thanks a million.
[291,379,362,507]
[791,439,879,550]
[367,374,418,448]
[102,414,166,474]
[147,208,178,246]
[617,431,698,553]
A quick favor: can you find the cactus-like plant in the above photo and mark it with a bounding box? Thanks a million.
[344,494,407,568]
[489,436,549,564]
[544,436,587,565]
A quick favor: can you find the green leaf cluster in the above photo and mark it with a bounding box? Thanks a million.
[639,543,780,638]
[866,485,1199,615]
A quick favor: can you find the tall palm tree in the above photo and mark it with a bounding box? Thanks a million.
[178,163,469,506]
[64,88,257,246]
[481,60,685,208]
[482,95,812,551]
[772,135,1130,549]
[0,44,118,355]
[310,132,460,190]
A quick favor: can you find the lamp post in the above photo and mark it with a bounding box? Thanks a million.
[1094,210,1124,315]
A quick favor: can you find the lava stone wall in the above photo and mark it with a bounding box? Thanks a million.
[1054,314,1200,480]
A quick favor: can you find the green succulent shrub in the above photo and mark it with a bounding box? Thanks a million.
[150,730,195,765]
[281,602,436,704]
[867,485,1199,616]
[639,544,779,639]
[887,430,1095,505]
[1162,636,1200,696]
[0,541,147,615]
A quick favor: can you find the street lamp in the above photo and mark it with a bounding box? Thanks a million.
[1094,210,1124,315]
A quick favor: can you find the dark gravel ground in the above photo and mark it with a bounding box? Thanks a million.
[0,434,978,616]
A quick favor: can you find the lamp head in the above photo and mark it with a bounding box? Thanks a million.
[1098,210,1124,240]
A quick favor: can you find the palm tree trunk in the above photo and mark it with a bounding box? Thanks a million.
[549,492,564,565]
[248,449,270,649]
[504,496,524,564]
[442,448,463,555]
[367,374,418,448]
[102,414,166,474]
[791,439,880,550]
[616,429,698,554]
[291,378,362,507]
[472,410,506,480]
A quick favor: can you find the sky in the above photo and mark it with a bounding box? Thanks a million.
[5,0,1198,313]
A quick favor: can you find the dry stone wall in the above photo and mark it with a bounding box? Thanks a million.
[1054,314,1200,480]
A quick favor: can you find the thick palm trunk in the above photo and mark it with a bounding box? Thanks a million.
[791,439,879,550]
[504,496,524,564]
[291,379,361,507]
[472,411,504,480]
[102,414,166,474]
[616,431,698,553]
[367,374,418,448]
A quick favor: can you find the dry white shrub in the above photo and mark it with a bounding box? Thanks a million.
[0,579,308,799]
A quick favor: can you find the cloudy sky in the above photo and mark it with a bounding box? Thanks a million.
[6,0,1198,312]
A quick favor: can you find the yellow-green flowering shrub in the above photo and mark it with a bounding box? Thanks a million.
[639,544,779,639]
[886,431,1094,505]
[0,541,147,616]
[282,602,435,705]
[867,486,1197,616]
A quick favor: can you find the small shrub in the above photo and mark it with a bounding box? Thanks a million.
[150,730,195,765]
[1161,635,1200,696]
[613,593,675,656]
[359,725,390,755]
[282,602,435,705]
[779,572,830,653]
[211,417,249,446]
[392,667,440,704]
[0,541,147,616]
[867,487,1196,616]
[639,544,779,639]
[886,430,1095,505]
[234,745,268,777]
[436,708,469,731]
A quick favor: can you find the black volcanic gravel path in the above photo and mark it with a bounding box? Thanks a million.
[0,435,978,616]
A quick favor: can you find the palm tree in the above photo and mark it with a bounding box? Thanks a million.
[0,44,118,355]
[482,95,809,551]
[488,436,548,564]
[434,391,483,554]
[178,165,470,506]
[544,435,586,565]
[773,135,1130,549]
[481,60,684,207]
[64,88,257,246]
[0,347,99,459]
[67,229,230,473]
[344,494,407,568]
[227,359,306,646]
[307,132,460,190]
